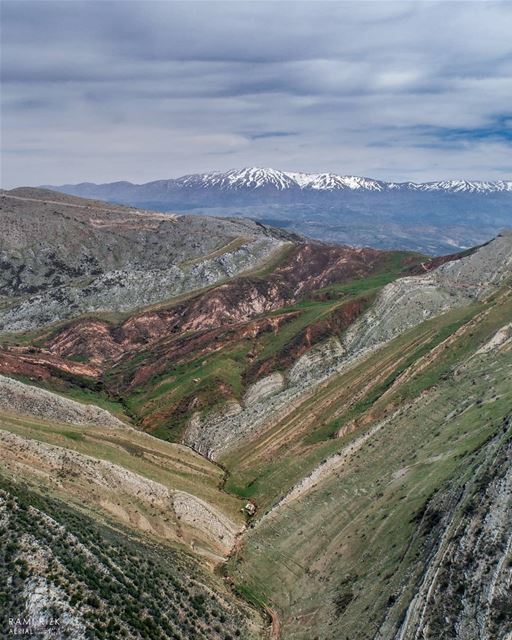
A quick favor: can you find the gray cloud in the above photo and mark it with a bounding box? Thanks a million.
[1,0,511,187]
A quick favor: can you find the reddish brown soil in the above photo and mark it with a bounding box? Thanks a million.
[41,243,392,371]
[0,242,414,433]
[0,346,101,382]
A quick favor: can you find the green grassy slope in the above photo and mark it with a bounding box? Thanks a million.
[226,290,512,639]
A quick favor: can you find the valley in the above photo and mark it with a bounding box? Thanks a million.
[0,189,511,639]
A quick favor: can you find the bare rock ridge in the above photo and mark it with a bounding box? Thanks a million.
[0,188,297,332]
[185,231,512,459]
[344,229,512,352]
[0,374,125,428]
[243,372,284,406]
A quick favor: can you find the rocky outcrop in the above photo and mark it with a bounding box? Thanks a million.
[0,375,125,428]
[184,232,512,460]
[288,337,346,385]
[475,322,512,354]
[186,402,244,459]
[243,372,284,406]
[183,349,350,460]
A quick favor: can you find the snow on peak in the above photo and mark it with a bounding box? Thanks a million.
[416,180,512,193]
[285,172,384,191]
[174,168,511,194]
[177,167,297,191]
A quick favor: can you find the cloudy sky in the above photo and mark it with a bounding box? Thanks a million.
[1,0,511,187]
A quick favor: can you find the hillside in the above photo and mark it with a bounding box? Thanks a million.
[45,167,512,254]
[0,187,298,332]
[0,190,511,639]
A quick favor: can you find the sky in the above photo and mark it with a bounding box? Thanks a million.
[1,0,511,187]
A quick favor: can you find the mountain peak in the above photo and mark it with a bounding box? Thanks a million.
[47,167,512,195]
[172,168,511,193]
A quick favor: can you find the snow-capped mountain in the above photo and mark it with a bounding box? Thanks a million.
[170,167,512,194]
[412,179,512,194]
[169,167,512,193]
[45,167,511,256]
[48,167,512,201]
[286,171,386,191]
[175,167,298,191]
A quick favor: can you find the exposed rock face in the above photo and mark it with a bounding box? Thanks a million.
[0,188,298,332]
[10,526,88,640]
[392,426,512,640]
[288,337,346,385]
[186,402,244,459]
[475,322,512,354]
[345,230,512,353]
[0,375,124,428]
[243,372,284,406]
[40,242,390,367]
[0,345,102,380]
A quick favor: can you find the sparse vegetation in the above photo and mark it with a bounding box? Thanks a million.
[0,480,259,640]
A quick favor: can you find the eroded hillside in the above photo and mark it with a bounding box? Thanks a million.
[0,188,297,332]
[228,287,512,640]
[1,190,511,640]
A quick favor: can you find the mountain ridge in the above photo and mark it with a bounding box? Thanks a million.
[47,166,512,194]
[42,168,512,256]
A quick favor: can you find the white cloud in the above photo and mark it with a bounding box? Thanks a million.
[1,0,511,186]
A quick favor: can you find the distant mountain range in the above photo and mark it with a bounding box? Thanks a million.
[45,167,512,255]
[47,166,512,200]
